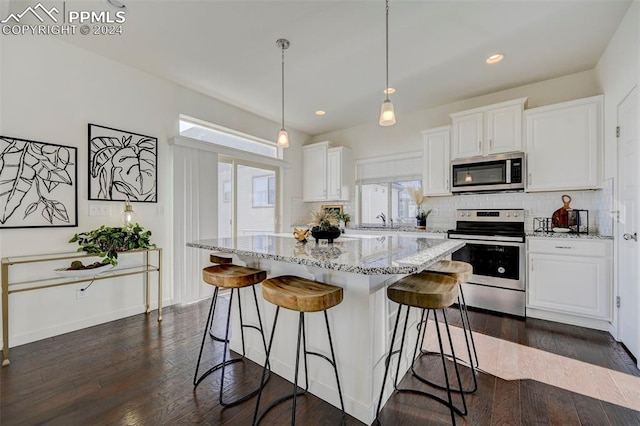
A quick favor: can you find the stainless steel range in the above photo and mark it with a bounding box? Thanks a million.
[447,209,526,316]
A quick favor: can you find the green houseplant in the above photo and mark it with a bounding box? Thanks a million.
[69,223,154,266]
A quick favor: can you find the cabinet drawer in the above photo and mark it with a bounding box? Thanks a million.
[528,238,610,257]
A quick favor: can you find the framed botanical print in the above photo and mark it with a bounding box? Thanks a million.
[88,124,158,202]
[321,204,343,216]
[0,136,78,228]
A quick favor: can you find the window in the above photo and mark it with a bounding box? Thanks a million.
[360,179,421,225]
[179,118,278,158]
[252,175,275,207]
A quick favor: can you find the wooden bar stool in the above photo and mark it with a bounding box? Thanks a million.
[193,262,270,407]
[376,272,467,426]
[252,275,345,425]
[421,260,479,393]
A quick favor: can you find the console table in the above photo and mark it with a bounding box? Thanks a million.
[1,248,162,366]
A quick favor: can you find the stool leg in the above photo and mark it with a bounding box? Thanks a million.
[207,288,229,342]
[433,309,457,426]
[218,288,236,405]
[253,306,281,426]
[459,287,479,368]
[291,312,304,425]
[252,285,271,369]
[323,310,346,421]
[392,306,412,391]
[442,309,468,416]
[456,294,478,393]
[194,286,219,386]
[375,304,404,422]
[237,289,247,357]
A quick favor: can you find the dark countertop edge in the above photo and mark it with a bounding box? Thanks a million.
[526,232,613,240]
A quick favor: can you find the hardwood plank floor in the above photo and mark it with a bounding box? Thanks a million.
[1,301,638,425]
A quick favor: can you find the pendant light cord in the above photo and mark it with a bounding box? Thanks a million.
[281,45,285,129]
[385,0,390,102]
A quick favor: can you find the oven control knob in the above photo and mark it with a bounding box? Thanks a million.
[498,267,506,274]
[506,212,511,217]
[513,212,519,217]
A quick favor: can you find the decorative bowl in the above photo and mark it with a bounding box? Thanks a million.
[310,227,341,243]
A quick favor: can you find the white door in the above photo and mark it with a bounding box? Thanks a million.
[218,158,278,238]
[617,86,639,366]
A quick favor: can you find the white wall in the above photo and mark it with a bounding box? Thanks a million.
[0,35,306,348]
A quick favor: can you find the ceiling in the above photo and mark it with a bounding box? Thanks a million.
[53,0,631,136]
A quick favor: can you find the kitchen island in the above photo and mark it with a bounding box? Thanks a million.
[187,234,464,424]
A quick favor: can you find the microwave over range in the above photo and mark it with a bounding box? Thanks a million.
[451,153,525,193]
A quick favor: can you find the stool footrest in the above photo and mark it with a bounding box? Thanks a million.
[411,355,478,394]
[254,388,308,425]
[393,386,467,417]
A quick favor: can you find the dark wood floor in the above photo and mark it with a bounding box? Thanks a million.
[1,299,638,425]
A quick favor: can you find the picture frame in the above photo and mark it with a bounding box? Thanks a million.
[0,136,78,228]
[321,204,343,216]
[88,123,158,203]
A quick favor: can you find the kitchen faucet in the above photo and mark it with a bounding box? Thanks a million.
[376,212,386,226]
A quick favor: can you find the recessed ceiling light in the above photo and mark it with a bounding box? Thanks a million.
[315,110,326,116]
[383,87,396,95]
[486,54,504,64]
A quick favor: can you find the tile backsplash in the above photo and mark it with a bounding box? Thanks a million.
[421,185,613,235]
[294,184,615,236]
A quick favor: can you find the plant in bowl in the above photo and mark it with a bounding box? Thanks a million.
[337,212,351,232]
[69,223,154,266]
[309,209,341,243]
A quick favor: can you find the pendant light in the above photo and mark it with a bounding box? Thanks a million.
[379,0,396,126]
[276,38,290,148]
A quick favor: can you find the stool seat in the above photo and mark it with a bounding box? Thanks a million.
[387,272,459,309]
[426,260,473,284]
[210,253,233,264]
[262,275,343,312]
[203,265,266,288]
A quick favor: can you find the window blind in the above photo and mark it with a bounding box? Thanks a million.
[355,151,423,184]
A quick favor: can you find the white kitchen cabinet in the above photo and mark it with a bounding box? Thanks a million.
[527,238,612,330]
[421,126,451,196]
[450,97,526,159]
[525,95,602,192]
[303,141,352,202]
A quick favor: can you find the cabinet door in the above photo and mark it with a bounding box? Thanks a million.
[526,98,601,191]
[302,144,327,201]
[487,104,522,154]
[452,112,483,159]
[422,127,451,196]
[528,253,610,320]
[327,148,342,200]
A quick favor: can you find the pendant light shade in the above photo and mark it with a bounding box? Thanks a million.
[379,0,396,127]
[276,38,290,148]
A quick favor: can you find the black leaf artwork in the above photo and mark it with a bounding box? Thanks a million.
[88,124,158,203]
[0,136,77,228]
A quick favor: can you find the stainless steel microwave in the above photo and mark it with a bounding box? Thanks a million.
[451,153,525,193]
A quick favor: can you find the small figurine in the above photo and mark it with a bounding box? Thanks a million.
[293,227,310,243]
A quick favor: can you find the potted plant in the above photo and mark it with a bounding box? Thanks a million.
[415,209,432,229]
[309,209,341,243]
[337,212,351,233]
[407,185,431,229]
[68,223,155,266]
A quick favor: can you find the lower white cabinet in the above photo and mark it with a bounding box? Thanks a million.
[527,238,612,329]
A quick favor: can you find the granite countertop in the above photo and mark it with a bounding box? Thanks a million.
[526,232,613,240]
[187,234,464,275]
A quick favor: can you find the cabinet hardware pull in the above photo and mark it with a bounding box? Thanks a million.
[528,173,532,185]
[489,139,493,149]
[531,260,534,271]
[478,140,482,151]
[555,246,573,249]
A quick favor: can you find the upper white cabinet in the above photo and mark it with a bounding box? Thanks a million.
[303,141,352,202]
[421,126,451,196]
[525,95,603,192]
[450,97,527,159]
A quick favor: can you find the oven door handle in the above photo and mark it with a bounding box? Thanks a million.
[448,234,525,243]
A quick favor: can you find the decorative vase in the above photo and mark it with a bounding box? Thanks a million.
[417,219,426,230]
[311,227,341,243]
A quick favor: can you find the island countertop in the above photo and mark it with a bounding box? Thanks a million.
[187,234,464,275]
